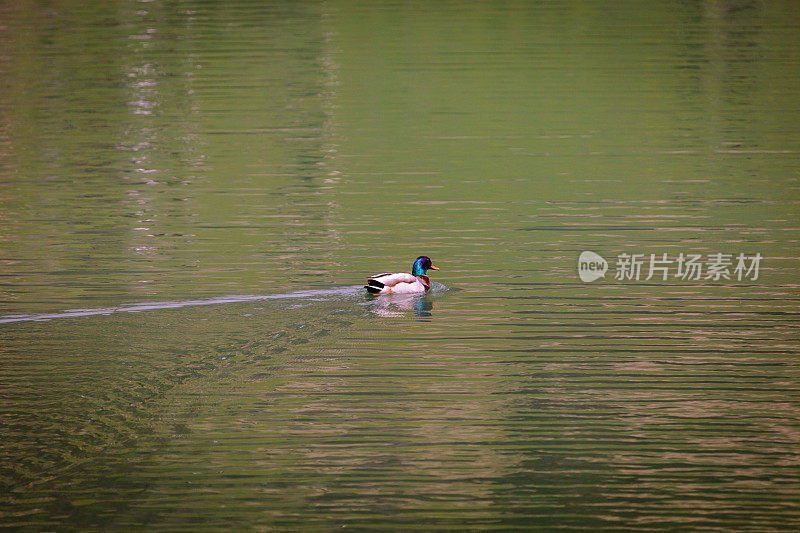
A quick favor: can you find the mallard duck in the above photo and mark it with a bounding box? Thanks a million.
[364,256,439,295]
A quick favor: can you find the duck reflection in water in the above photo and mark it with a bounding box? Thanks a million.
[367,292,433,318]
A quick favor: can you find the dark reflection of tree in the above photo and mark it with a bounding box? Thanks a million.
[703,0,766,152]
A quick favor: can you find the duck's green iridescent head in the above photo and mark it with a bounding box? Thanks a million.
[412,256,439,276]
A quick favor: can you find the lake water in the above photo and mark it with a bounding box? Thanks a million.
[1,1,799,530]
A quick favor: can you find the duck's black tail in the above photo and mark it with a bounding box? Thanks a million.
[364,278,385,294]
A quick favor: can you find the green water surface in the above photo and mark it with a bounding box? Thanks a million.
[1,1,799,530]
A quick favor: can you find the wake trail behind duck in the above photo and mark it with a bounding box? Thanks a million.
[0,286,368,325]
